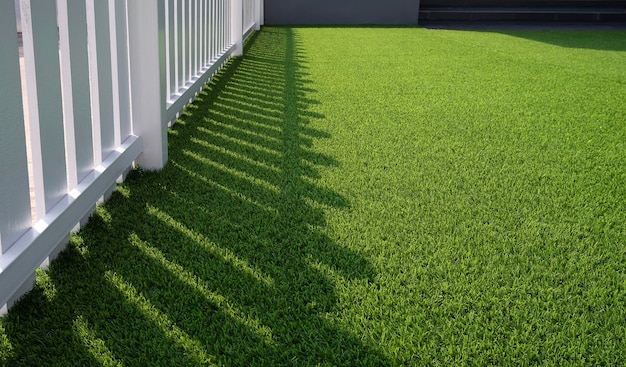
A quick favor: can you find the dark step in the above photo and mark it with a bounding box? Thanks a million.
[419,7,626,22]
[420,0,626,8]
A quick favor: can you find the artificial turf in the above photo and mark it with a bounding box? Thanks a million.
[1,26,626,366]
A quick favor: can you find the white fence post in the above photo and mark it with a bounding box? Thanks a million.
[231,0,243,56]
[127,0,168,170]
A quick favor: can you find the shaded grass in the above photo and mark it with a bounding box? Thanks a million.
[2,27,626,366]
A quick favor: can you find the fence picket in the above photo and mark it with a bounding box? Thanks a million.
[218,0,222,53]
[21,0,68,218]
[0,0,31,254]
[176,0,183,95]
[92,0,115,160]
[183,0,190,84]
[113,0,132,139]
[211,0,216,59]
[202,0,207,68]
[58,0,94,187]
[192,0,196,74]
[166,0,175,99]
[108,0,121,148]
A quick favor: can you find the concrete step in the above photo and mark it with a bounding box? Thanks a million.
[420,0,626,8]
[419,7,626,22]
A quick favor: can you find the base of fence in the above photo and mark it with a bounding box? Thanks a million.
[0,271,36,317]
[166,45,236,123]
[40,233,70,270]
[0,135,142,312]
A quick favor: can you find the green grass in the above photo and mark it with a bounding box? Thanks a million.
[2,27,626,366]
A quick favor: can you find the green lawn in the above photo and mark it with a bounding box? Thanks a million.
[2,27,626,366]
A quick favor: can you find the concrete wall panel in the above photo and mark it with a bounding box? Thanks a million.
[264,0,421,25]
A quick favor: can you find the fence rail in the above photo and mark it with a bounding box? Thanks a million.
[0,0,262,315]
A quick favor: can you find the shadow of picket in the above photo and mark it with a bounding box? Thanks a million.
[0,28,391,366]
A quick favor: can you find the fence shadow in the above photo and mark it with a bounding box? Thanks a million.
[0,28,392,366]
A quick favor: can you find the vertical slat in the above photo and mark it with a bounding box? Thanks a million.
[199,0,203,70]
[248,0,252,30]
[246,0,249,30]
[194,0,199,75]
[216,0,220,54]
[114,0,132,139]
[21,0,68,218]
[255,0,261,30]
[206,0,210,61]
[57,0,78,190]
[241,0,250,32]
[246,0,254,28]
[164,0,170,99]
[219,0,224,52]
[215,0,220,58]
[182,0,188,86]
[190,0,196,78]
[202,0,207,67]
[223,0,226,50]
[93,0,115,160]
[227,0,232,50]
[177,0,183,93]
[167,0,176,99]
[196,0,204,72]
[58,0,94,186]
[108,0,130,144]
[198,0,203,68]
[211,1,217,62]
[210,0,214,59]
[0,0,31,253]
[86,0,101,166]
[108,0,121,145]
[180,0,189,84]
[259,0,263,26]
[14,0,22,33]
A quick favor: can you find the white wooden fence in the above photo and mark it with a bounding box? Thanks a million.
[0,0,263,315]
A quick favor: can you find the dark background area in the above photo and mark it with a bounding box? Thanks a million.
[263,0,626,25]
[264,0,421,25]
